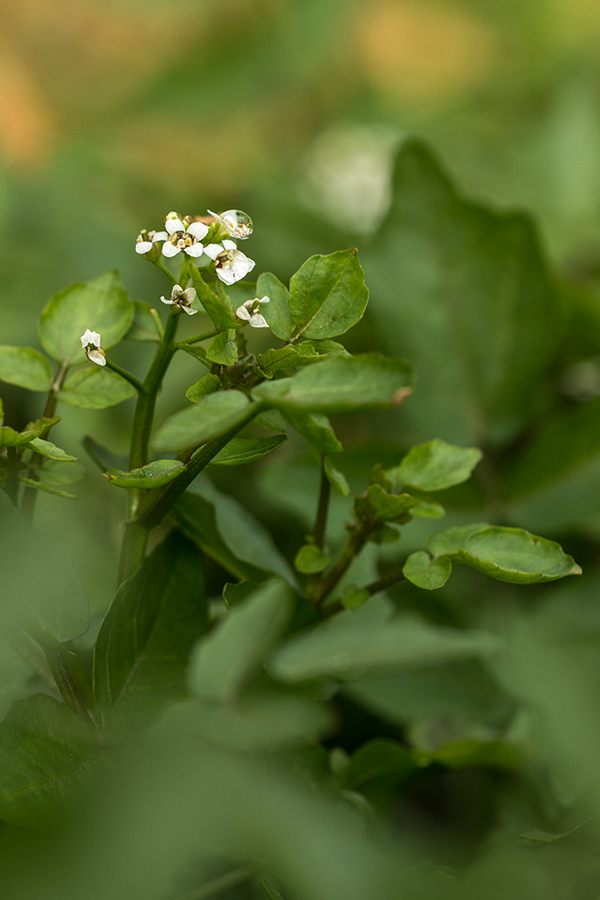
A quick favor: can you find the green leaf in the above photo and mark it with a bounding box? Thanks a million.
[388,439,483,492]
[347,739,417,789]
[402,551,452,590]
[256,344,322,376]
[410,498,445,519]
[28,438,77,461]
[18,478,77,499]
[254,354,413,414]
[103,459,184,489]
[152,390,252,453]
[209,435,286,466]
[206,329,238,366]
[428,523,490,557]
[363,140,561,445]
[255,408,287,433]
[289,249,369,340]
[257,271,295,341]
[186,373,222,403]
[430,739,526,771]
[82,435,128,473]
[340,586,370,610]
[38,271,134,364]
[190,266,238,328]
[282,409,342,454]
[188,581,293,704]
[94,531,209,730]
[126,301,162,342]
[174,482,296,585]
[268,609,501,682]
[0,346,53,392]
[295,543,330,574]
[459,526,582,584]
[0,418,55,447]
[58,365,136,409]
[36,458,85,486]
[324,457,350,496]
[0,693,99,825]
[358,484,418,523]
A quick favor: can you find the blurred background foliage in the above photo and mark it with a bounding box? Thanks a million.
[3,1,600,898]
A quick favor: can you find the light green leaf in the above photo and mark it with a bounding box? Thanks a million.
[255,408,288,433]
[0,419,53,447]
[289,249,369,340]
[59,366,136,409]
[0,693,99,825]
[388,439,482,492]
[256,344,322,376]
[428,523,490,557]
[209,435,286,466]
[0,346,53,392]
[190,267,237,329]
[126,301,162,342]
[38,271,134,364]
[363,140,561,444]
[18,478,77,499]
[257,272,295,341]
[206,329,238,366]
[402,551,452,590]
[410,498,445,518]
[153,391,253,453]
[340,586,370,610]
[103,459,184,489]
[295,543,330,574]
[268,608,501,682]
[188,581,293,704]
[28,438,77,462]
[186,374,222,403]
[282,409,342,454]
[459,527,582,584]
[324,457,350,496]
[358,484,418,523]
[94,531,209,730]
[254,354,413,414]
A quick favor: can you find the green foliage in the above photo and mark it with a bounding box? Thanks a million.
[152,390,252,453]
[103,459,184,488]
[59,366,137,408]
[0,346,54,392]
[402,550,452,590]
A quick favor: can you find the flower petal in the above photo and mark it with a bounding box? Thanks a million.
[249,313,269,328]
[182,306,198,315]
[136,241,152,254]
[184,243,205,258]
[203,243,223,260]
[165,216,185,235]
[88,349,106,366]
[235,304,252,321]
[162,241,181,258]
[187,221,209,240]
[222,239,237,250]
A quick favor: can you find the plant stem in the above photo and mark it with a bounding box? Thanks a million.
[5,447,19,505]
[104,359,145,394]
[21,363,68,520]
[150,257,177,285]
[315,526,368,608]
[364,568,406,596]
[313,454,331,549]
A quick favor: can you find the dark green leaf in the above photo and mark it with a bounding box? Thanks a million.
[295,543,330,574]
[82,435,128,473]
[153,390,252,454]
[324,457,350,496]
[94,531,209,729]
[428,523,490,557]
[126,301,162,342]
[0,346,53,392]
[402,551,452,590]
[209,434,286,466]
[363,141,561,444]
[359,485,418,523]
[190,267,238,329]
[257,272,294,341]
[103,459,184,488]
[206,329,238,366]
[253,354,413,414]
[459,527,582,584]
[18,478,77,499]
[255,344,322,376]
[59,366,136,409]
[38,271,134,364]
[347,739,417,789]
[0,694,99,825]
[28,438,77,462]
[289,249,369,340]
[186,373,222,403]
[282,409,342,453]
[188,580,293,704]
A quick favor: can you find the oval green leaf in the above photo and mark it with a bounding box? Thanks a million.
[59,366,136,409]
[392,439,483,492]
[103,459,185,488]
[257,272,295,341]
[38,270,134,364]
[289,249,369,340]
[0,346,53,392]
[209,435,286,466]
[459,527,582,584]
[153,390,252,453]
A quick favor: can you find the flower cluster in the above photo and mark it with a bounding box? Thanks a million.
[235,297,270,328]
[135,208,255,285]
[160,284,198,316]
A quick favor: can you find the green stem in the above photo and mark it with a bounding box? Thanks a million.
[21,363,68,520]
[140,406,262,531]
[5,448,19,505]
[315,526,368,608]
[117,517,152,585]
[364,568,406,596]
[150,257,177,285]
[313,454,331,549]
[104,359,145,394]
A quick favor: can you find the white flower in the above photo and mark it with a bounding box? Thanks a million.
[135,228,168,255]
[207,208,253,239]
[203,239,256,285]
[80,329,106,366]
[162,211,209,258]
[235,296,270,329]
[160,284,198,316]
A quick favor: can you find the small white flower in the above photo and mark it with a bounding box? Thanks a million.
[160,283,198,316]
[162,211,209,258]
[207,208,253,239]
[204,239,256,285]
[135,228,168,255]
[80,329,106,366]
[235,296,270,329]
